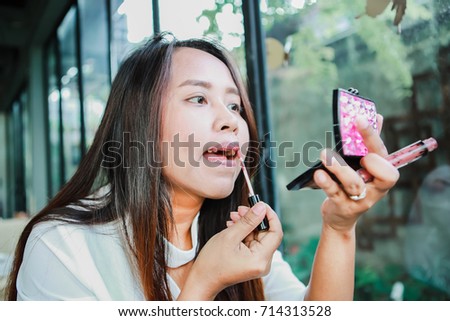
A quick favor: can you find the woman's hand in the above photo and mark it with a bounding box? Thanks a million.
[313,114,399,233]
[177,202,283,300]
[303,114,399,300]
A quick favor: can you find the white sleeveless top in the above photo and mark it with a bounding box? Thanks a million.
[16,214,306,300]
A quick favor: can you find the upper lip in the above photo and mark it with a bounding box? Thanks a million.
[203,141,240,158]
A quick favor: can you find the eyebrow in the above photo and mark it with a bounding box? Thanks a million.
[178,79,240,96]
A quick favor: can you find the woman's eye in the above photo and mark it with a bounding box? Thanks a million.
[188,96,207,104]
[228,103,243,113]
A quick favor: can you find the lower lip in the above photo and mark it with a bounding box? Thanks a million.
[203,154,238,168]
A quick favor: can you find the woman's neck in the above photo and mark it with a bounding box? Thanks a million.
[169,190,204,250]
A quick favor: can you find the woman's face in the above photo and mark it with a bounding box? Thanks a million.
[161,47,250,201]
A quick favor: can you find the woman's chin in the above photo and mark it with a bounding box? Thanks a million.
[202,186,235,200]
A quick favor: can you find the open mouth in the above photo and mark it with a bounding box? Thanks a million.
[203,144,240,163]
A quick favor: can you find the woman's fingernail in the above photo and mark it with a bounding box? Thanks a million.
[252,202,265,216]
[315,171,327,184]
[237,205,248,213]
[321,149,333,165]
[331,156,339,166]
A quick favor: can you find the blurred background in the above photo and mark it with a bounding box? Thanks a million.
[0,0,449,300]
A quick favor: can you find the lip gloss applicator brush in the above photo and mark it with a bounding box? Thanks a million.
[237,150,269,231]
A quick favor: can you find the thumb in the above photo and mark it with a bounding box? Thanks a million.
[228,202,266,240]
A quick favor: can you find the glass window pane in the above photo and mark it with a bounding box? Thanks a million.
[6,108,16,217]
[110,0,154,78]
[46,39,62,196]
[58,6,82,181]
[21,90,32,214]
[263,0,450,299]
[161,1,246,75]
[0,114,7,218]
[11,100,26,212]
[79,0,110,147]
[159,0,216,39]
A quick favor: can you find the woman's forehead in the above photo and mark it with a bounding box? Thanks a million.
[170,47,238,90]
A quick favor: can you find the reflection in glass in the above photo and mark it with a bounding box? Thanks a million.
[11,100,26,213]
[160,0,244,48]
[21,91,32,213]
[159,0,215,40]
[57,6,81,182]
[262,0,450,300]
[160,1,246,72]
[79,0,110,147]
[47,39,62,196]
[110,0,154,78]
[118,0,153,43]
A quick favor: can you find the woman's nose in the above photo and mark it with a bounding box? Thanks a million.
[212,103,239,134]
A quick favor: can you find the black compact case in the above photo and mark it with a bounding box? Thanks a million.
[286,88,377,191]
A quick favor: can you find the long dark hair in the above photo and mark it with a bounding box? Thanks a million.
[6,32,263,300]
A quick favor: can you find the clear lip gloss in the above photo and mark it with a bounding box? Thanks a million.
[357,137,438,183]
[237,151,269,231]
[286,137,439,190]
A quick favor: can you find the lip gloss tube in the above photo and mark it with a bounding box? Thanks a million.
[238,151,269,231]
[357,137,438,183]
[287,137,439,191]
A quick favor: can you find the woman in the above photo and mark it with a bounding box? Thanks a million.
[5,33,398,300]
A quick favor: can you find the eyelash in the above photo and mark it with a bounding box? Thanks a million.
[228,103,244,113]
[189,96,207,105]
[188,96,243,114]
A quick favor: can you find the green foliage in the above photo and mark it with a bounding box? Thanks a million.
[289,28,338,86]
[354,17,412,98]
[354,263,450,301]
[198,1,437,100]
[284,236,450,300]
[198,1,440,101]
[283,236,319,284]
[198,0,243,41]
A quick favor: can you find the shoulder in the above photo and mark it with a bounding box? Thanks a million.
[29,218,121,246]
[17,219,139,300]
[25,219,124,261]
[262,250,307,301]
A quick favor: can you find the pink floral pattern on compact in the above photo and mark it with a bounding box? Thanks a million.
[339,92,377,156]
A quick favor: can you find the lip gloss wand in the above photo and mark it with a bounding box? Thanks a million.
[357,137,438,183]
[237,151,269,231]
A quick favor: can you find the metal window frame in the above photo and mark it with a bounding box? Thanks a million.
[242,0,279,213]
[152,0,160,34]
[75,3,86,158]
[10,92,27,213]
